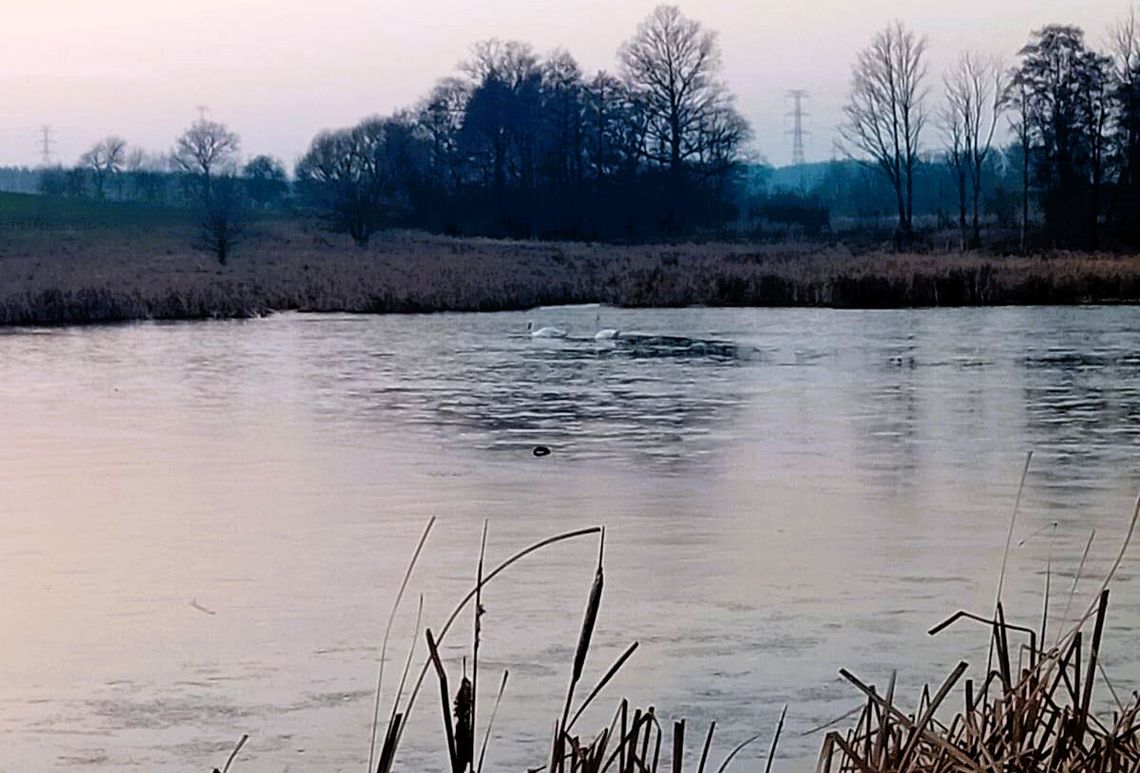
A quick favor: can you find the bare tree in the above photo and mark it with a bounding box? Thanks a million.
[943,52,1007,248]
[296,116,427,246]
[1008,77,1032,253]
[941,88,968,241]
[1110,9,1140,239]
[541,49,586,186]
[840,21,928,242]
[173,119,242,262]
[79,136,128,199]
[172,118,240,198]
[123,149,169,203]
[618,5,738,181]
[459,39,543,193]
[417,77,470,192]
[196,174,246,265]
[1014,25,1113,248]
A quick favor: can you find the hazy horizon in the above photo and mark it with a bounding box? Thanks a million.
[1,0,1132,169]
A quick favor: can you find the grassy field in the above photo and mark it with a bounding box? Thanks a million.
[3,192,1140,325]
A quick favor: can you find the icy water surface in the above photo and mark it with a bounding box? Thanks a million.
[1,306,1139,771]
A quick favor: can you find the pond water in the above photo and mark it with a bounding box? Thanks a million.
[1,306,1139,771]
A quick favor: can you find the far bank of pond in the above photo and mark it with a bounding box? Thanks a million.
[3,220,1140,325]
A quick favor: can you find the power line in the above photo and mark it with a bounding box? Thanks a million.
[39,124,55,166]
[785,89,810,171]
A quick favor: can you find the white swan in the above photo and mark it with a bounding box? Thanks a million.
[528,321,568,338]
[593,311,619,341]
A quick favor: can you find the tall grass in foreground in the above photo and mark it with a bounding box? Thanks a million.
[363,522,784,773]
[210,467,1140,772]
[818,480,1140,772]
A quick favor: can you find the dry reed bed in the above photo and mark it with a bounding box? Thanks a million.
[818,473,1140,773]
[348,520,787,773]
[819,592,1140,772]
[5,224,1140,325]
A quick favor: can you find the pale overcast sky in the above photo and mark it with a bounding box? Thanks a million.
[0,0,1131,168]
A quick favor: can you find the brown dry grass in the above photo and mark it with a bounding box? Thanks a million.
[4,217,1140,325]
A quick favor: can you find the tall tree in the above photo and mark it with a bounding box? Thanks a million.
[460,40,543,194]
[417,77,470,193]
[1014,25,1113,247]
[943,53,1007,248]
[172,118,240,199]
[295,117,426,246]
[79,136,128,199]
[540,50,586,187]
[840,21,929,242]
[1110,9,1140,240]
[941,83,969,239]
[619,5,740,181]
[582,71,637,184]
[172,118,243,261]
[1008,77,1033,252]
[242,155,289,209]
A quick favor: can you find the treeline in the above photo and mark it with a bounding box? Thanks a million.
[14,6,1140,255]
[750,155,1025,240]
[831,15,1140,250]
[11,4,748,247]
[0,167,40,194]
[294,6,748,243]
[30,145,288,212]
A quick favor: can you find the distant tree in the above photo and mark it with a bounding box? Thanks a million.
[36,165,69,197]
[1014,25,1113,247]
[64,167,88,198]
[242,155,289,209]
[79,136,128,199]
[943,53,1007,248]
[296,117,426,246]
[1110,9,1140,241]
[759,190,830,237]
[290,7,750,241]
[540,50,586,187]
[840,21,929,242]
[123,149,167,204]
[173,119,243,262]
[172,119,240,199]
[417,76,470,192]
[620,5,731,179]
[196,173,246,265]
[1008,79,1033,251]
[582,71,638,184]
[941,80,969,239]
[460,39,544,194]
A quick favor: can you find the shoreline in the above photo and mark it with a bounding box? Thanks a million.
[4,224,1140,326]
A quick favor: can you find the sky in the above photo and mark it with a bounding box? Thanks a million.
[0,0,1133,169]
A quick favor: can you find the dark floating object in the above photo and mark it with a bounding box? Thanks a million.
[532,445,551,457]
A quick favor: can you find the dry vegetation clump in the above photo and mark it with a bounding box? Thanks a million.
[819,593,1140,772]
[355,521,785,773]
[819,487,1140,773]
[4,214,1140,325]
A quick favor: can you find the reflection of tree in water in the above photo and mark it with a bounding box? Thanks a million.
[848,342,922,493]
[1021,350,1140,484]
